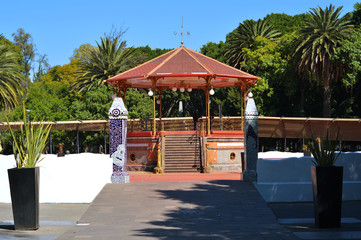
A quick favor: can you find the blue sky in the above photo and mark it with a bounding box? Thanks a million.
[1,0,356,68]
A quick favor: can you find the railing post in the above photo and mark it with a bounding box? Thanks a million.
[243,92,259,182]
[156,122,165,174]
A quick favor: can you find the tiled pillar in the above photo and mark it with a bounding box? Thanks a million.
[109,98,129,183]
[243,92,259,182]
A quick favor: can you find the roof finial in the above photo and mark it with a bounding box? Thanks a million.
[174,16,190,46]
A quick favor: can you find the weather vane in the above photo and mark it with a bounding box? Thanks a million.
[174,16,190,46]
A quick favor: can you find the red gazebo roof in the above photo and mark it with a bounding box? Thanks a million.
[107,46,259,90]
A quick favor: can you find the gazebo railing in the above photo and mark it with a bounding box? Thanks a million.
[127,116,244,133]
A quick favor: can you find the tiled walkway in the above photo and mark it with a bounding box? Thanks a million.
[58,180,298,240]
[2,172,360,239]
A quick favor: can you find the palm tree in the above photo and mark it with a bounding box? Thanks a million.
[225,19,282,68]
[295,4,353,117]
[0,42,23,111]
[73,33,135,92]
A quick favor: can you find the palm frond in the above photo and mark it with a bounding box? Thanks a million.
[225,19,282,68]
[0,44,24,110]
[72,35,136,93]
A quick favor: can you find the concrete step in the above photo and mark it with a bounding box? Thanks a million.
[165,144,200,147]
[164,145,200,148]
[164,168,200,173]
[165,156,200,160]
[164,150,201,153]
[165,138,199,142]
[165,160,200,164]
[163,134,201,173]
[165,141,199,144]
[164,155,201,159]
[165,164,200,168]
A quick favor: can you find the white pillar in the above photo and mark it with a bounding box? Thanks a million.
[109,98,129,183]
[243,92,259,182]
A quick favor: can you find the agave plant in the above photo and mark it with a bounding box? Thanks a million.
[306,131,341,167]
[6,104,52,168]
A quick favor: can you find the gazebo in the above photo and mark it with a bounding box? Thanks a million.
[107,45,258,135]
[106,45,259,173]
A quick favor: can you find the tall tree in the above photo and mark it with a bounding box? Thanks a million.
[295,4,353,117]
[225,19,282,68]
[33,54,50,83]
[332,28,361,117]
[264,13,309,34]
[12,28,35,91]
[0,37,24,110]
[72,31,135,92]
[352,2,361,26]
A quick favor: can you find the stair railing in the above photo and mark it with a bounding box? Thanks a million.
[155,122,165,174]
[200,121,210,173]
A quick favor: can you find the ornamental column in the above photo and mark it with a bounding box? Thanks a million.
[109,97,130,183]
[243,92,259,182]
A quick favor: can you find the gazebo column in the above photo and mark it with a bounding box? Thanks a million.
[157,89,163,121]
[204,89,211,135]
[153,90,156,136]
[159,95,162,120]
[157,89,163,132]
[122,88,127,104]
[237,81,247,132]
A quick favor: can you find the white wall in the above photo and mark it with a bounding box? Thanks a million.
[0,153,112,203]
[255,152,361,202]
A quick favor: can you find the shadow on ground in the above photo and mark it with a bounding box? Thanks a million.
[134,180,295,240]
[0,224,14,230]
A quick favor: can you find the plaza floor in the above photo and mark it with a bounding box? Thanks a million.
[0,172,361,240]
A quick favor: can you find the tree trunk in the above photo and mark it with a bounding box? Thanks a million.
[323,78,331,118]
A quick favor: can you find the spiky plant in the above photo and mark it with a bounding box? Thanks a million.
[306,131,341,167]
[6,103,52,168]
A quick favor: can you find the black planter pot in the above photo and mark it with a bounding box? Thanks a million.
[8,167,39,230]
[311,166,343,228]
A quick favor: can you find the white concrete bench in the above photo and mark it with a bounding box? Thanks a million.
[255,152,361,202]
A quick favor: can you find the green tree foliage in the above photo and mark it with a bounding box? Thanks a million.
[124,46,172,70]
[126,89,154,119]
[200,41,226,63]
[352,2,361,26]
[12,28,35,91]
[264,13,309,34]
[225,19,282,68]
[295,4,354,117]
[133,45,172,62]
[0,36,24,111]
[240,36,286,115]
[33,54,50,83]
[332,28,361,117]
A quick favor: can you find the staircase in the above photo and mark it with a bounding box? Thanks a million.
[163,134,202,173]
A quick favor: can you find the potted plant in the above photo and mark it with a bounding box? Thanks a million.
[306,132,342,228]
[6,104,52,230]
